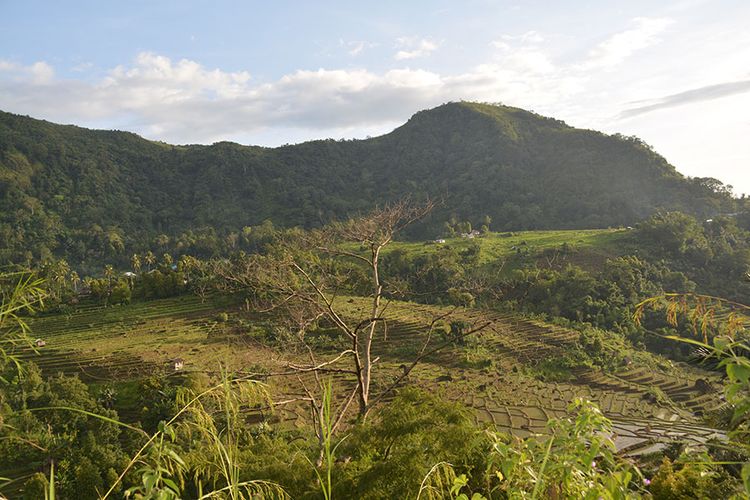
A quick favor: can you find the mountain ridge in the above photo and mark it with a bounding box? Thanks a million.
[0,101,736,268]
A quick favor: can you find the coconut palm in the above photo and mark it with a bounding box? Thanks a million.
[131,253,142,274]
[144,251,156,272]
[70,271,81,293]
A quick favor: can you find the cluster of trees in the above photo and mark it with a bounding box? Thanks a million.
[26,252,189,308]
[378,211,750,357]
[441,215,492,236]
[0,367,131,498]
[634,211,750,300]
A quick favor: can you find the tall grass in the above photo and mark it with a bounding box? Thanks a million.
[306,379,348,500]
[34,370,287,499]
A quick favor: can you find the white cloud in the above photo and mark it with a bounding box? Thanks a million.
[72,61,93,72]
[338,39,377,56]
[0,50,582,143]
[0,60,55,84]
[30,62,55,84]
[489,39,555,75]
[394,37,439,60]
[581,17,674,70]
[619,79,750,118]
[348,41,367,56]
[0,18,684,144]
[492,30,545,47]
[0,19,679,145]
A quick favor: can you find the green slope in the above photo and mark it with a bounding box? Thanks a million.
[383,228,626,264]
[0,102,735,267]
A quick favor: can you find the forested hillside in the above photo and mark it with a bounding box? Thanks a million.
[0,102,736,268]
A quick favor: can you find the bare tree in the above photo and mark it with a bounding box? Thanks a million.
[212,199,492,439]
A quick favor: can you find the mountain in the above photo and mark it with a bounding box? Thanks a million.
[0,102,736,268]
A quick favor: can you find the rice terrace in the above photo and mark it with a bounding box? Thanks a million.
[19,263,728,450]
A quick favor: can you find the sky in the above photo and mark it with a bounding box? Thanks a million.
[1,0,749,194]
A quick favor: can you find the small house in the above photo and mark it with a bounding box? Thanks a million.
[34,338,46,348]
[461,230,481,239]
[433,238,446,244]
[461,229,482,240]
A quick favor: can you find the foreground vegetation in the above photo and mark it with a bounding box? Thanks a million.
[1,202,750,498]
[1,292,748,498]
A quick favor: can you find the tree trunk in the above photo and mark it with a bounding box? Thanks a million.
[359,245,382,418]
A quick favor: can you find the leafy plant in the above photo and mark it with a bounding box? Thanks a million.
[635,292,750,496]
[423,399,643,499]
[0,272,46,381]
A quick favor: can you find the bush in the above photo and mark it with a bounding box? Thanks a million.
[334,388,489,499]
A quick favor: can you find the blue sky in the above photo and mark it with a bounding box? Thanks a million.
[1,0,749,193]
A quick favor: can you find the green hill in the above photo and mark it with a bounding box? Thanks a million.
[0,102,735,267]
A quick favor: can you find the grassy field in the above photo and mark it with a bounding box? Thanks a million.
[388,228,628,262]
[14,287,726,457]
[341,228,632,276]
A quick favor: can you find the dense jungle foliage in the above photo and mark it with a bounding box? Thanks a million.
[0,102,739,273]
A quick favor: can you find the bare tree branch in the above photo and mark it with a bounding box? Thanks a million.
[288,349,355,372]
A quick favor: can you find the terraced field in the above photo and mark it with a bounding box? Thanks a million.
[14,295,260,380]
[14,293,727,456]
[262,298,727,454]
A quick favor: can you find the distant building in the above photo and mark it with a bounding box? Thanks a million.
[434,238,446,244]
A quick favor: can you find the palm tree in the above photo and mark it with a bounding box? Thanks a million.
[70,271,81,293]
[144,251,156,272]
[131,254,142,274]
[54,259,71,299]
[103,265,115,285]
[102,265,115,307]
[107,228,125,255]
